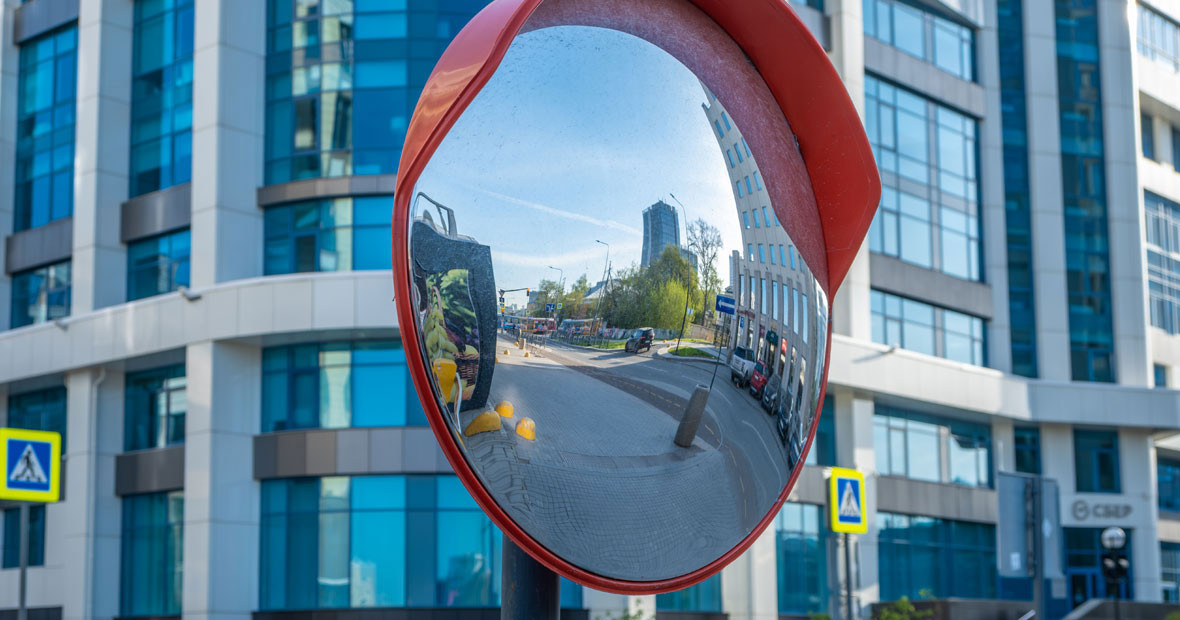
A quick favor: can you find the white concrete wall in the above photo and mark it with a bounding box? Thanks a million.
[73,0,130,313]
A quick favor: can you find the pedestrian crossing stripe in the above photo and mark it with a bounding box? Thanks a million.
[0,428,60,503]
[829,467,867,534]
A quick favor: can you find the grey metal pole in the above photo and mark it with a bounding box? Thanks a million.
[18,504,29,620]
[844,532,854,620]
[502,538,560,620]
[1031,478,1044,620]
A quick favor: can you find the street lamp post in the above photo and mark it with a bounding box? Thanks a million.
[594,240,610,338]
[1101,526,1128,620]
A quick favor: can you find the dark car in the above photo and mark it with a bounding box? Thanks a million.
[748,362,770,398]
[760,378,780,413]
[624,327,654,353]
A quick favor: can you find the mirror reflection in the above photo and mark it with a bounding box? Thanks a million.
[410,24,828,581]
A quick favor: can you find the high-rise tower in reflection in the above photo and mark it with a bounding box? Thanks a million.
[641,200,681,266]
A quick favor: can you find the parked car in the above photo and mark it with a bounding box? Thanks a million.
[760,378,780,413]
[624,327,654,353]
[729,346,755,386]
[748,362,771,398]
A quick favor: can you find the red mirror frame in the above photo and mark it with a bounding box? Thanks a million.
[391,0,880,593]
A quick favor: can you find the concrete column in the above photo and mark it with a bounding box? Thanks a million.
[183,341,260,620]
[56,369,124,620]
[721,526,778,620]
[1123,430,1162,602]
[1098,0,1150,387]
[0,0,20,326]
[992,418,1016,474]
[189,0,265,289]
[73,0,131,313]
[978,0,1012,374]
[1022,0,1071,381]
[833,392,878,613]
[826,0,872,342]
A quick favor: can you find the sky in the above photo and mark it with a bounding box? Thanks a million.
[413,25,747,309]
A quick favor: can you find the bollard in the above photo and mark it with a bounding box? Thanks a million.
[674,385,709,448]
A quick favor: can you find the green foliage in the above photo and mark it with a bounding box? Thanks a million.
[874,597,933,620]
[598,246,702,333]
[808,613,831,620]
[1164,612,1180,620]
[672,347,714,358]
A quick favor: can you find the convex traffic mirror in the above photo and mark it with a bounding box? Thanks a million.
[392,0,880,592]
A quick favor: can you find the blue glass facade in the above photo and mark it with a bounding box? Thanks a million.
[11,261,71,329]
[260,474,582,610]
[1073,429,1119,493]
[1055,0,1114,382]
[1145,192,1180,334]
[1164,541,1180,602]
[865,77,982,282]
[262,341,427,432]
[996,0,1037,378]
[128,228,191,301]
[878,512,997,601]
[130,0,194,197]
[125,364,186,451]
[14,26,76,232]
[863,0,974,81]
[875,405,992,488]
[1160,457,1180,512]
[264,0,485,184]
[2,506,45,569]
[805,400,836,466]
[8,386,67,449]
[1014,426,1040,475]
[1065,527,1132,604]
[264,196,393,274]
[656,573,722,612]
[776,502,827,615]
[121,491,184,617]
[871,290,986,366]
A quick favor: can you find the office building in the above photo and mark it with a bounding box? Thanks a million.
[1,1,1180,620]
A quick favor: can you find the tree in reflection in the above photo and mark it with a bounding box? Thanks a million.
[598,246,709,334]
[686,218,723,326]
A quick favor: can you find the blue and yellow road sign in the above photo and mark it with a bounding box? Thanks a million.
[829,467,867,534]
[0,428,61,503]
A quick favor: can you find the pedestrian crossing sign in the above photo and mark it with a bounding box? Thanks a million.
[0,428,61,502]
[829,467,867,534]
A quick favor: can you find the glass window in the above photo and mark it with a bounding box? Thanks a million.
[878,512,996,600]
[266,2,482,183]
[736,181,743,198]
[1074,429,1120,493]
[121,491,184,616]
[871,290,985,365]
[130,0,194,197]
[657,573,722,612]
[804,400,836,466]
[753,210,761,228]
[727,149,735,168]
[864,0,974,80]
[1160,457,1180,512]
[772,281,779,320]
[11,261,71,329]
[755,172,764,191]
[1157,363,1169,388]
[8,387,67,450]
[748,244,754,262]
[15,26,77,232]
[867,77,980,281]
[758,244,766,263]
[2,506,46,569]
[1145,193,1180,336]
[1143,113,1156,160]
[260,475,583,610]
[1164,541,1180,603]
[264,196,393,274]
[721,112,731,130]
[874,405,991,488]
[745,176,753,194]
[1138,4,1180,73]
[1014,426,1040,475]
[262,341,427,432]
[125,364,186,451]
[779,244,786,266]
[1057,0,1114,383]
[1174,126,1180,173]
[128,228,191,301]
[743,212,750,229]
[734,142,744,162]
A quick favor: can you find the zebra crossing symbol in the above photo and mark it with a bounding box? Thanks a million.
[829,467,867,534]
[0,429,60,502]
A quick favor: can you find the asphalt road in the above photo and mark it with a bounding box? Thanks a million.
[452,333,794,581]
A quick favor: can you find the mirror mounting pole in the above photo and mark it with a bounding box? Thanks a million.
[502,539,561,620]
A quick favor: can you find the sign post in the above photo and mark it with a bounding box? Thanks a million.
[829,468,867,620]
[0,428,62,620]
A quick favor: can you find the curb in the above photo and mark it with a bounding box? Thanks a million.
[655,345,724,366]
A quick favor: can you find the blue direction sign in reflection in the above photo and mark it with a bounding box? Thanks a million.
[546,303,556,313]
[715,294,736,316]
